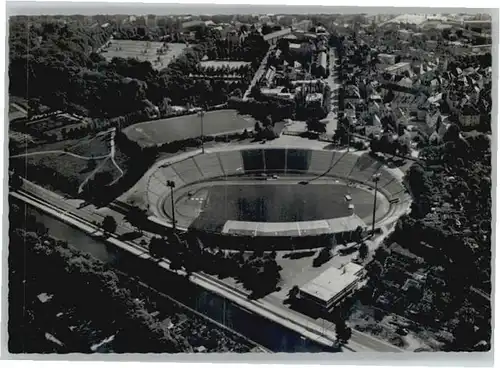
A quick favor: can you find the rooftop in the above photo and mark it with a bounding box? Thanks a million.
[306,93,323,102]
[263,28,292,41]
[385,62,411,73]
[300,263,364,302]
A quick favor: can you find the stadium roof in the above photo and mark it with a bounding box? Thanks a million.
[221,215,366,237]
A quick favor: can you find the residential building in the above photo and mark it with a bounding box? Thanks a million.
[305,93,323,105]
[397,76,413,88]
[263,28,292,45]
[459,104,481,127]
[222,29,247,45]
[385,62,411,75]
[261,87,295,101]
[298,263,365,312]
[463,19,492,32]
[317,51,328,75]
[429,116,449,144]
[378,53,396,65]
[259,15,272,24]
[262,66,277,87]
[182,20,206,30]
[388,90,427,116]
[426,110,441,129]
[398,29,413,41]
[367,100,381,115]
[146,14,157,28]
[283,34,300,42]
[293,19,313,32]
[425,40,438,50]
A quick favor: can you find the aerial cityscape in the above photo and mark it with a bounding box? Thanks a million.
[6,8,492,354]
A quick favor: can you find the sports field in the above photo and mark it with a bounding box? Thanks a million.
[172,182,382,232]
[100,40,187,69]
[123,109,255,146]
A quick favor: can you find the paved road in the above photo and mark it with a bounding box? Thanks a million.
[243,46,275,101]
[13,178,403,353]
[321,48,341,136]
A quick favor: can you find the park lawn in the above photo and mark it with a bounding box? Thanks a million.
[28,153,105,180]
[68,133,112,158]
[100,40,186,70]
[11,152,108,195]
[9,103,27,121]
[94,157,124,185]
[123,109,255,147]
[19,134,107,157]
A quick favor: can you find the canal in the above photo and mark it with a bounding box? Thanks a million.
[21,202,332,353]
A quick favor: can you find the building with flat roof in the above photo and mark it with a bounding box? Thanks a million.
[293,19,313,32]
[378,53,396,65]
[182,20,205,30]
[385,62,411,75]
[263,28,292,45]
[299,262,365,311]
[305,93,323,105]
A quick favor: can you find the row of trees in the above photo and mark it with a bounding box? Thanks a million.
[193,64,253,79]
[370,133,411,157]
[206,37,265,62]
[229,95,296,123]
[10,159,81,196]
[148,232,282,299]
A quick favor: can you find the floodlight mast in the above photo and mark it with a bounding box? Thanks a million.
[198,110,205,154]
[167,180,176,230]
[371,173,381,236]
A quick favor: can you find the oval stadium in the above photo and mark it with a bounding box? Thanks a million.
[124,145,411,249]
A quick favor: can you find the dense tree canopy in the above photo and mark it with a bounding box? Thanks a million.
[9,18,269,120]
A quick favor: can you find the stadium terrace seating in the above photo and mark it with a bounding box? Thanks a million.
[377,170,396,188]
[264,149,287,172]
[193,153,224,178]
[171,158,204,184]
[308,150,335,174]
[349,157,384,184]
[147,174,167,207]
[383,198,411,226]
[330,153,358,179]
[399,192,412,203]
[160,166,186,189]
[241,149,266,172]
[217,151,244,176]
[152,166,169,184]
[383,180,405,201]
[354,154,379,172]
[285,149,311,172]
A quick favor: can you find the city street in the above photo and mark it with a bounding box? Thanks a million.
[321,47,341,136]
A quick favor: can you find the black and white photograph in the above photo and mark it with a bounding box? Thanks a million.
[2,2,496,359]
